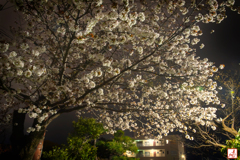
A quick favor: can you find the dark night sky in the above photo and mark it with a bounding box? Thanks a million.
[197,8,240,70]
[1,0,240,152]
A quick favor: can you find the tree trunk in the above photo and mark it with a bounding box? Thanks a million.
[33,132,46,160]
[10,110,46,160]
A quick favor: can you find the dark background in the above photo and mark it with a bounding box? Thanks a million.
[197,8,240,70]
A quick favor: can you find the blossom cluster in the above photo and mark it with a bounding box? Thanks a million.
[0,0,237,138]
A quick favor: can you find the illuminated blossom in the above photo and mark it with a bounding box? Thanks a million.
[219,64,225,69]
[200,43,205,49]
[113,68,120,75]
[9,51,17,58]
[24,69,32,78]
[13,59,24,68]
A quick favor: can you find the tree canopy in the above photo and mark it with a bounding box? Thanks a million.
[43,118,106,160]
[97,130,138,159]
[0,0,239,159]
[184,68,240,158]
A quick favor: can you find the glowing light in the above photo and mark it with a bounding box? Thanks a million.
[197,86,204,91]
[166,140,169,144]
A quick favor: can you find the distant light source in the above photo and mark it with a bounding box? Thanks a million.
[182,154,185,158]
[197,86,204,91]
[166,140,169,144]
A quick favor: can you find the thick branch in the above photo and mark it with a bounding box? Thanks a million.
[221,112,238,137]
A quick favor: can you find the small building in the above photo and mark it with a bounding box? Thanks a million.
[125,134,186,160]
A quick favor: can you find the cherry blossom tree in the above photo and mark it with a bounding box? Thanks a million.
[185,69,240,156]
[0,0,238,159]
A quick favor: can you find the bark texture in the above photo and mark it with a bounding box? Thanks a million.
[10,110,46,160]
